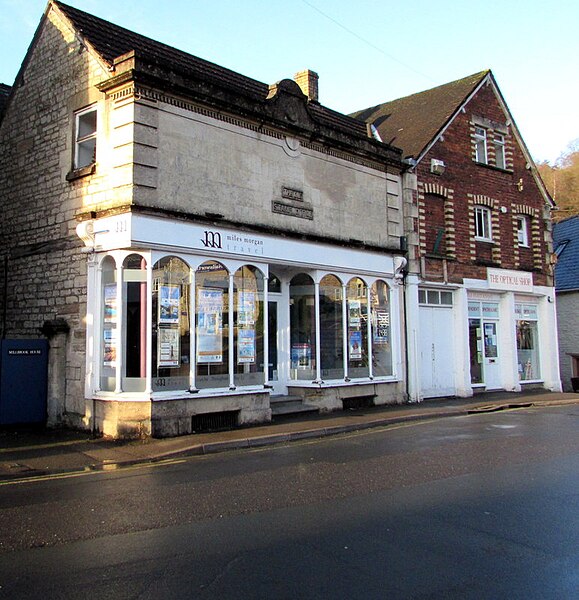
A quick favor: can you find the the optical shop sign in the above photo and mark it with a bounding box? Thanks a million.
[487,268,533,292]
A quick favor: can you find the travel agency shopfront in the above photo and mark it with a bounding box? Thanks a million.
[81,211,407,437]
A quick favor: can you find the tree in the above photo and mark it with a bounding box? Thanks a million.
[537,139,579,221]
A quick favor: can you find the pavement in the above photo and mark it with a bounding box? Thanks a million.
[1,390,578,482]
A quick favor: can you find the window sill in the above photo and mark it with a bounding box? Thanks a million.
[474,161,512,174]
[66,163,96,181]
[474,237,494,244]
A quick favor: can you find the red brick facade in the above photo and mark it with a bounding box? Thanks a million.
[414,82,552,286]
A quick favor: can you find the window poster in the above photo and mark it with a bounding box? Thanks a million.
[349,330,362,360]
[373,309,390,344]
[103,284,117,323]
[237,329,256,364]
[237,291,256,326]
[348,300,361,326]
[197,288,223,363]
[159,285,180,324]
[158,328,180,368]
[291,343,311,369]
[103,328,117,366]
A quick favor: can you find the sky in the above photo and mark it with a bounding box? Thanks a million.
[1,0,577,164]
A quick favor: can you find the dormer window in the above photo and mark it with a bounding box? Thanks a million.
[494,133,506,169]
[74,106,97,169]
[474,126,487,164]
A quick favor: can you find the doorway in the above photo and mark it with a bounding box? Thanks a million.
[469,317,501,390]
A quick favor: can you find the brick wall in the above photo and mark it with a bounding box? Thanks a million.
[414,82,552,286]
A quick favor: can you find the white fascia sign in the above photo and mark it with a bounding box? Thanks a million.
[487,268,533,292]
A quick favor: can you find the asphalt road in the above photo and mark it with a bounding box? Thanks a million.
[0,404,578,599]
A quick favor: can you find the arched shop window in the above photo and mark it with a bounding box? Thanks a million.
[371,280,392,377]
[122,254,148,392]
[195,261,230,390]
[234,266,265,387]
[100,256,117,392]
[152,257,191,392]
[347,277,369,378]
[319,274,344,380]
[290,273,317,381]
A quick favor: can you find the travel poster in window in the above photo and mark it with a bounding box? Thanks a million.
[158,328,180,368]
[197,288,223,363]
[349,330,362,360]
[159,285,180,324]
[237,291,256,326]
[237,329,256,364]
[348,300,361,326]
[103,284,117,323]
[103,328,117,366]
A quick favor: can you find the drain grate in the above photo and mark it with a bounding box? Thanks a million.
[191,410,239,433]
[342,395,375,411]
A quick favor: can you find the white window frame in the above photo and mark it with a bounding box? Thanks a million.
[474,126,487,164]
[74,105,97,169]
[475,205,492,241]
[494,132,506,169]
[516,215,529,247]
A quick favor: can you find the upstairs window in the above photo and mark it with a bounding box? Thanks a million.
[494,133,506,169]
[475,205,492,241]
[516,216,529,247]
[74,106,97,169]
[474,126,487,163]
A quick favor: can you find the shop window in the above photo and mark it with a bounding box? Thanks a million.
[74,106,97,169]
[371,280,392,377]
[347,277,369,379]
[195,261,230,390]
[475,205,492,241]
[516,303,540,381]
[268,273,281,293]
[122,255,147,392]
[100,256,117,392]
[152,257,191,392]
[494,133,506,169]
[234,266,265,387]
[474,126,487,164]
[516,216,529,247]
[319,274,344,380]
[290,274,317,381]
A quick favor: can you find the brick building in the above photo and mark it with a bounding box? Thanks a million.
[0,1,412,436]
[353,71,561,399]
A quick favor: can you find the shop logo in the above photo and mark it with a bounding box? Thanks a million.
[201,230,222,249]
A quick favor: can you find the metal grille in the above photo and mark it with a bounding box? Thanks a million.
[191,410,239,433]
[342,395,375,411]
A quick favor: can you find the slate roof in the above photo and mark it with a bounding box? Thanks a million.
[553,215,579,292]
[0,83,11,120]
[350,71,489,160]
[52,1,381,151]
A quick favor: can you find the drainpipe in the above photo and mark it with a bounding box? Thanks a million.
[1,255,7,340]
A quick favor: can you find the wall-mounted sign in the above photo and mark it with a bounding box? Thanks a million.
[282,187,304,202]
[488,268,533,292]
[272,201,313,220]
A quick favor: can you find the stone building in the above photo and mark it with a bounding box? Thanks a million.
[353,71,561,399]
[0,2,411,436]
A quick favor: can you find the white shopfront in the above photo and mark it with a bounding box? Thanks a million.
[462,268,561,395]
[79,213,406,436]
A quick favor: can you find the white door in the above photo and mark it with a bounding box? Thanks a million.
[419,306,455,397]
[267,297,288,395]
[482,320,501,390]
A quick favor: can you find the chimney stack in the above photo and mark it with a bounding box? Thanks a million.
[294,69,319,103]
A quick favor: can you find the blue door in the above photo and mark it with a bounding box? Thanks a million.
[0,339,48,425]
